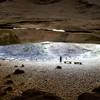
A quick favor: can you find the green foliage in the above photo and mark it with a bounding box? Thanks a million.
[0,30,20,45]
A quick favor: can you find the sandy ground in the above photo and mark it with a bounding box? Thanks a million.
[0,58,100,100]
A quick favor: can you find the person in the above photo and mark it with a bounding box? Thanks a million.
[60,56,62,63]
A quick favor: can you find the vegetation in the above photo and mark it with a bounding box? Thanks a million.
[0,30,20,45]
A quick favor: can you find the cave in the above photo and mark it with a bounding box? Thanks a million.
[0,0,100,100]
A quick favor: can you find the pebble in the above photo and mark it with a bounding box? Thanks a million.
[4,86,13,92]
[14,65,18,68]
[4,74,11,79]
[56,66,62,69]
[5,80,13,85]
[21,64,24,67]
[13,69,25,75]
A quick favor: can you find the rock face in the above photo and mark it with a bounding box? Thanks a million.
[0,0,100,23]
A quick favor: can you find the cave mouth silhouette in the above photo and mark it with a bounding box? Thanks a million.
[33,0,61,5]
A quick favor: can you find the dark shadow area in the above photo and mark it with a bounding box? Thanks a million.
[0,0,6,3]
[11,89,62,100]
[32,0,61,5]
[78,86,100,100]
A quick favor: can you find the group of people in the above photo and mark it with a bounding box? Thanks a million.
[60,56,82,65]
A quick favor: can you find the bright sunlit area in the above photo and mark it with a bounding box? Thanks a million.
[0,42,100,63]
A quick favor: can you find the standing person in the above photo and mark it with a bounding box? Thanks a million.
[60,56,62,63]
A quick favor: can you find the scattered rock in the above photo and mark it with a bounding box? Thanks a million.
[13,69,25,75]
[45,79,47,82]
[40,71,46,73]
[92,86,100,93]
[2,58,5,60]
[56,66,62,69]
[20,82,25,86]
[4,74,11,79]
[14,65,18,68]
[4,86,13,92]
[21,64,24,67]
[5,80,13,85]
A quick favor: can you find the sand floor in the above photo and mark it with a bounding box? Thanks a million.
[0,58,100,100]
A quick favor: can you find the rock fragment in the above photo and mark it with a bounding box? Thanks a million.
[56,66,62,69]
[21,64,24,67]
[13,69,25,75]
[4,86,13,92]
[4,74,11,79]
[5,80,13,85]
[14,65,18,68]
